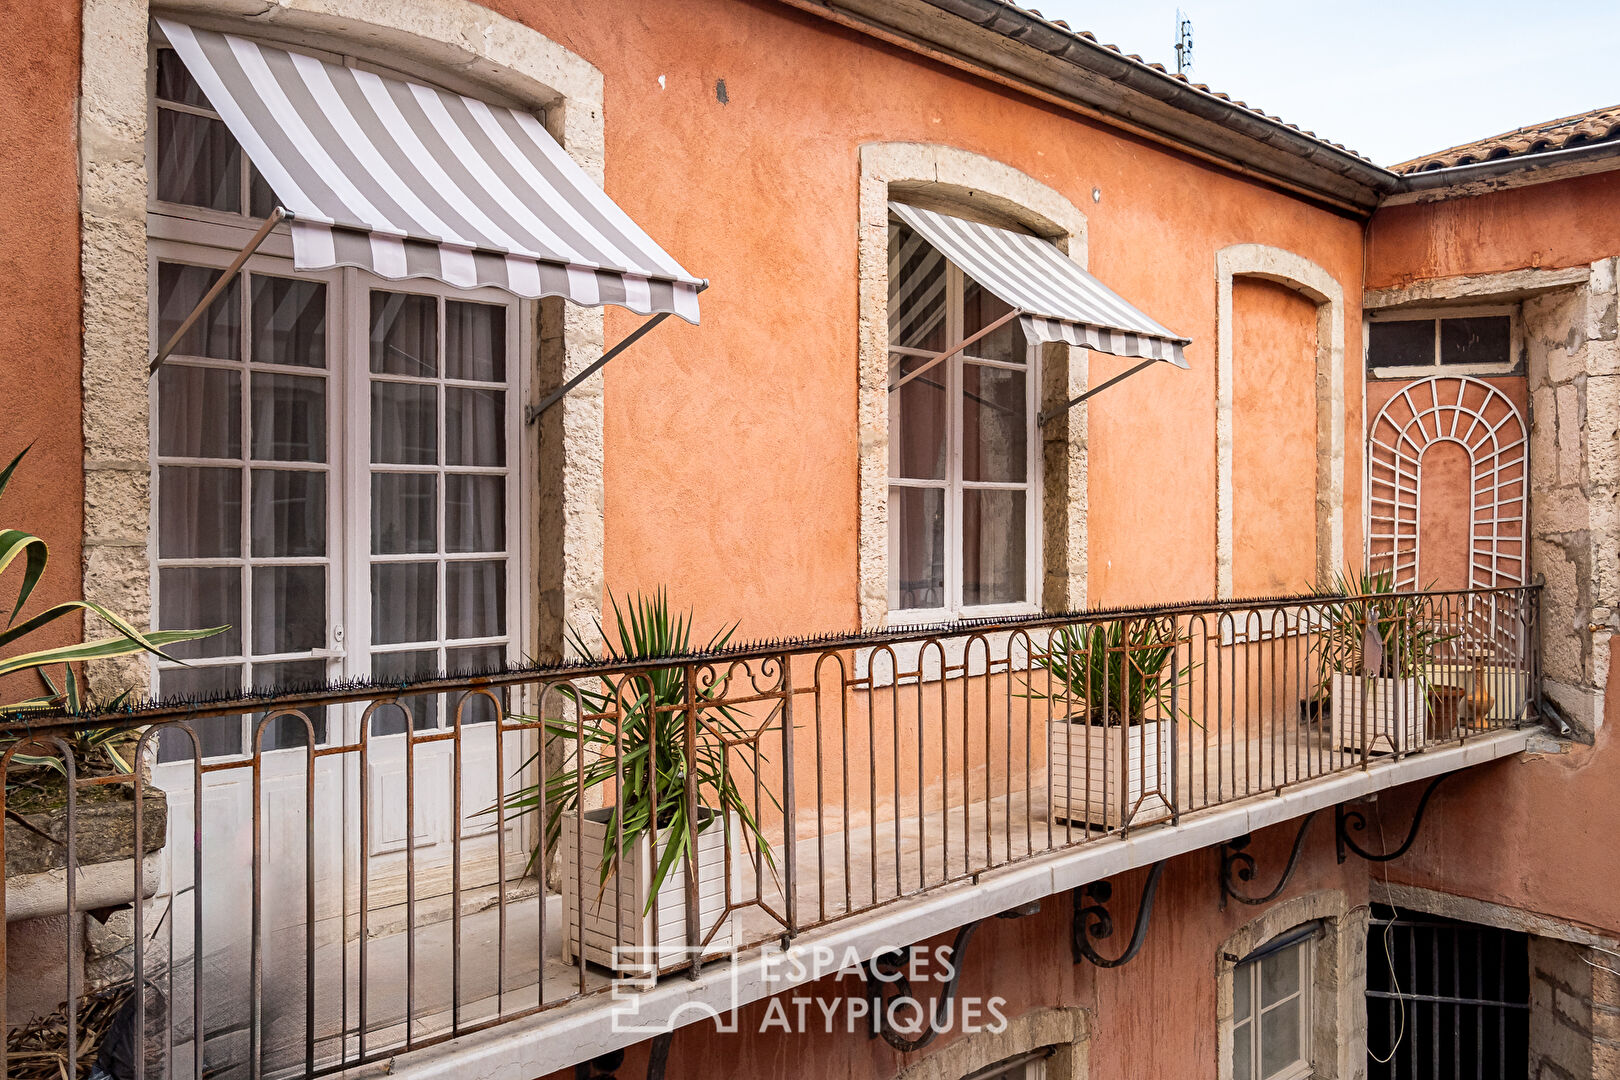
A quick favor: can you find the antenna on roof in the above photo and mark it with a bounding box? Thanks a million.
[1174,9,1194,74]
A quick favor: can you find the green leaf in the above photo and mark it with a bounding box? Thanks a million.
[0,529,49,629]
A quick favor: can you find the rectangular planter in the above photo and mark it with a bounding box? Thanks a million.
[1329,672,1424,754]
[1049,717,1170,829]
[560,807,740,976]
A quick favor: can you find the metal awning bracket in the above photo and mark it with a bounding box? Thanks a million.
[149,207,289,375]
[1037,357,1158,426]
[888,307,1021,394]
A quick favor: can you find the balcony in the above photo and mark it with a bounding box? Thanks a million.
[0,585,1541,1079]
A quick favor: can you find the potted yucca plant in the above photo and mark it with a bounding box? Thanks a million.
[500,590,774,976]
[1029,617,1186,830]
[1315,568,1454,755]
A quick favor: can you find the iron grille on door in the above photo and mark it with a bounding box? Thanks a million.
[1367,904,1529,1080]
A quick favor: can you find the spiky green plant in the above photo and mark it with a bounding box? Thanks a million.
[1,446,225,780]
[499,589,775,911]
[1027,617,1189,725]
[1313,566,1455,693]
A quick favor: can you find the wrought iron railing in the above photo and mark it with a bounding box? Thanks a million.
[0,585,1540,1079]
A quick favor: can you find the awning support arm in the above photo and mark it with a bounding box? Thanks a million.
[149,207,288,375]
[888,307,1021,394]
[1037,358,1157,426]
[525,282,708,426]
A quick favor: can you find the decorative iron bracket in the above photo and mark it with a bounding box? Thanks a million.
[1071,860,1167,968]
[865,900,1041,1052]
[1219,811,1320,909]
[574,1032,672,1080]
[1336,772,1454,864]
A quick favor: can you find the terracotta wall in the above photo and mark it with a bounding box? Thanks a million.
[0,0,84,701]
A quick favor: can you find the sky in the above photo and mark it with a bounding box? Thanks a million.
[1031,1,1620,167]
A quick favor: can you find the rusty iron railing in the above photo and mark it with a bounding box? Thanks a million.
[0,585,1540,1078]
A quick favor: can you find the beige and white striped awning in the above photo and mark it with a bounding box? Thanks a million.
[157,19,702,322]
[890,202,1188,367]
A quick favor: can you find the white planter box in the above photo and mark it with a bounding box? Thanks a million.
[1329,672,1424,754]
[561,807,740,976]
[1049,717,1170,829]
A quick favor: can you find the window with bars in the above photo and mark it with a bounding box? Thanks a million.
[886,213,1039,618]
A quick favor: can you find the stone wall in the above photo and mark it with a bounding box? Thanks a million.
[1528,937,1620,1080]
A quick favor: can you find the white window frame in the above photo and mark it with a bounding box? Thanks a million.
[967,1050,1049,1080]
[1232,936,1315,1080]
[888,257,1042,625]
[1366,304,1519,380]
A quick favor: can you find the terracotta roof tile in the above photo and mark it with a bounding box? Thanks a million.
[1392,103,1620,173]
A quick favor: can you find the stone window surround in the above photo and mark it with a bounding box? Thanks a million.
[858,143,1090,630]
[1214,244,1347,600]
[889,1005,1089,1080]
[1215,889,1367,1080]
[79,0,608,693]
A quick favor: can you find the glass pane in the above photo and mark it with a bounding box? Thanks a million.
[1258,996,1302,1079]
[158,465,241,558]
[1368,319,1433,369]
[888,486,944,610]
[446,388,506,467]
[446,560,506,639]
[251,565,325,655]
[158,566,241,660]
[372,473,437,555]
[155,49,211,107]
[372,562,437,645]
[1233,1018,1254,1080]
[887,220,947,352]
[1441,315,1512,366]
[448,645,506,724]
[446,474,505,553]
[249,164,278,220]
[890,353,947,480]
[256,659,328,750]
[963,280,1027,365]
[371,382,438,465]
[962,489,1026,607]
[156,109,241,213]
[963,364,1028,483]
[1260,945,1302,1006]
[158,365,240,459]
[251,276,327,368]
[446,301,506,382]
[251,373,326,462]
[251,469,326,557]
[156,665,243,761]
[370,292,437,377]
[370,650,439,733]
[1235,966,1253,1022]
[158,264,240,361]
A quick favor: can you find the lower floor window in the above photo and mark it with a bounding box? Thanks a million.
[1234,931,1314,1080]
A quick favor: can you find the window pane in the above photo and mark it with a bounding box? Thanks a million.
[446,301,506,382]
[890,353,947,480]
[446,387,506,466]
[372,562,437,645]
[155,49,211,107]
[1258,995,1302,1079]
[256,659,328,750]
[251,565,325,655]
[370,292,437,377]
[1368,319,1433,369]
[1260,945,1302,1007]
[889,486,944,610]
[370,650,439,733]
[251,373,326,462]
[251,276,327,368]
[249,164,278,220]
[446,560,506,639]
[1233,1018,1254,1080]
[159,465,241,558]
[157,665,244,761]
[156,109,241,212]
[158,566,241,660]
[158,364,240,459]
[962,489,1026,607]
[1235,967,1253,1022]
[963,280,1027,365]
[371,382,438,464]
[1440,315,1511,367]
[446,474,505,553]
[158,264,240,361]
[963,364,1028,483]
[887,220,947,352]
[372,473,438,554]
[448,646,506,724]
[251,469,326,557]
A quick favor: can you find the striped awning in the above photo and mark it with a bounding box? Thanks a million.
[889,202,1188,367]
[157,19,702,322]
